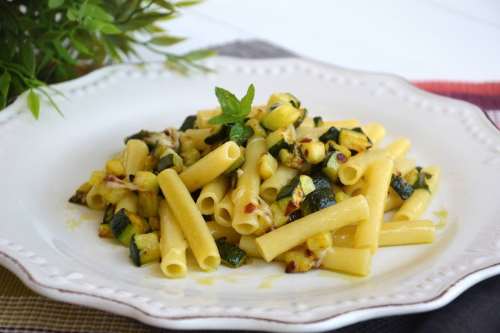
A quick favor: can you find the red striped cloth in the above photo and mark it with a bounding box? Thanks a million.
[414,81,500,128]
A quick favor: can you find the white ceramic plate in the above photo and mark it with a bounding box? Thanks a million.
[1,57,499,332]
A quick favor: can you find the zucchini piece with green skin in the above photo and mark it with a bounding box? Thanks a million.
[276,175,315,214]
[179,115,197,131]
[103,204,115,224]
[98,205,115,238]
[267,93,301,109]
[110,209,148,246]
[204,125,230,145]
[338,128,372,152]
[266,127,295,158]
[216,238,247,268]
[261,103,302,130]
[319,127,341,143]
[390,175,414,200]
[293,108,308,128]
[124,130,176,151]
[310,171,332,190]
[129,232,161,266]
[322,151,348,182]
[301,188,336,216]
[155,150,183,173]
[68,190,87,206]
[313,116,324,127]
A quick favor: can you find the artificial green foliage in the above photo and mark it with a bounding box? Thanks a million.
[0,0,213,117]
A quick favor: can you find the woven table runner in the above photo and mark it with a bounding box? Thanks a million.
[1,40,499,333]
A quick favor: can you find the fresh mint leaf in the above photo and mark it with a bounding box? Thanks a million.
[209,84,255,125]
[27,89,40,119]
[229,123,253,145]
[240,84,255,116]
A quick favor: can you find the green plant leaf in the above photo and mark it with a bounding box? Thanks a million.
[229,123,253,145]
[80,3,114,22]
[20,42,36,77]
[53,41,78,64]
[120,12,172,30]
[48,0,64,9]
[149,35,185,46]
[176,0,202,7]
[0,71,12,109]
[152,0,176,11]
[239,84,255,116]
[182,49,216,61]
[66,7,79,21]
[27,89,40,119]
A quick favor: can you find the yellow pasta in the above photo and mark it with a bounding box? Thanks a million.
[196,176,228,215]
[214,192,234,227]
[70,85,442,279]
[232,137,267,235]
[354,158,394,252]
[159,200,188,278]
[361,122,386,145]
[158,169,220,271]
[394,166,441,221]
[333,220,436,247]
[259,166,298,203]
[256,195,369,262]
[123,139,149,178]
[321,247,372,276]
[179,141,241,192]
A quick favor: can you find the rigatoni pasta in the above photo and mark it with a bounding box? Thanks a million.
[69,84,442,279]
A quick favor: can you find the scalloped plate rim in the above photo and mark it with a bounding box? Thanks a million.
[0,56,499,332]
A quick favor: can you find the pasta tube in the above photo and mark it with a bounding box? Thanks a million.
[123,139,149,178]
[182,128,212,150]
[338,138,410,185]
[214,192,234,227]
[238,236,261,258]
[297,119,360,140]
[206,221,241,244]
[159,200,188,278]
[394,166,441,221]
[232,137,268,235]
[115,192,138,213]
[158,169,220,271]
[354,158,393,252]
[384,189,403,212]
[255,195,369,262]
[361,122,386,145]
[260,166,298,203]
[320,247,372,276]
[179,141,241,192]
[86,184,106,210]
[333,220,435,247]
[196,176,228,215]
[394,157,416,176]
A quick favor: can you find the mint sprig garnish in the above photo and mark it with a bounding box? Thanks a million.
[209,84,255,145]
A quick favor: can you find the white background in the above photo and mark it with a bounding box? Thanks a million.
[152,0,500,81]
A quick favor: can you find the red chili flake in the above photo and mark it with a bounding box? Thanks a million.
[285,201,299,216]
[285,261,297,273]
[244,203,257,213]
[305,249,314,257]
[299,138,312,143]
[336,153,347,163]
[304,149,309,157]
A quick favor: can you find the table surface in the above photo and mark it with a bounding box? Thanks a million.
[152,0,500,81]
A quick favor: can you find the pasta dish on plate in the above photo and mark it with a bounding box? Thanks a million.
[69,84,440,278]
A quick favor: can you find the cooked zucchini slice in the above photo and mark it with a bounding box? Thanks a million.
[319,126,341,143]
[204,125,230,145]
[299,141,326,164]
[324,141,352,159]
[313,116,324,127]
[338,128,372,152]
[261,103,302,130]
[266,127,295,157]
[125,129,177,151]
[179,115,197,131]
[98,224,114,238]
[322,151,348,182]
[155,149,183,174]
[110,209,148,246]
[102,204,115,224]
[216,238,247,268]
[267,93,301,109]
[278,144,307,170]
[129,232,161,266]
[293,108,308,128]
[310,172,332,191]
[276,175,315,214]
[301,188,336,216]
[390,175,414,200]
